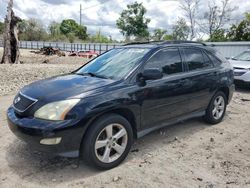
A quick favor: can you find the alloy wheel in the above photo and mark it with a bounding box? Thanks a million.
[94,123,128,163]
[212,96,225,120]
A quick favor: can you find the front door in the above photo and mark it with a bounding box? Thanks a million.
[136,48,193,129]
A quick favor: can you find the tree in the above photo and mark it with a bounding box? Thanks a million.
[163,34,173,40]
[76,25,88,40]
[19,19,48,41]
[227,13,250,41]
[152,29,167,41]
[209,28,227,41]
[60,19,79,35]
[90,29,112,43]
[0,22,4,34]
[48,21,68,42]
[201,0,236,41]
[1,0,21,64]
[67,32,76,43]
[48,21,61,37]
[172,18,190,40]
[60,19,87,40]
[179,0,200,40]
[116,1,150,40]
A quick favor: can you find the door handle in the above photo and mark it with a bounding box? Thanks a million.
[213,71,219,75]
[178,79,189,86]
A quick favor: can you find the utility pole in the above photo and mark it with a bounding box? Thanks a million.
[80,4,82,26]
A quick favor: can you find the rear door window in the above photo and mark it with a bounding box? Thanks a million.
[144,48,183,76]
[183,48,213,71]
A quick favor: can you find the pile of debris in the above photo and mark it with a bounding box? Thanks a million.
[31,47,66,57]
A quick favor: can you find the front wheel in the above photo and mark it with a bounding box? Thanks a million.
[81,114,133,170]
[204,91,227,124]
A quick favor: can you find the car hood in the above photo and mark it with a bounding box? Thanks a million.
[20,74,117,101]
[229,59,250,69]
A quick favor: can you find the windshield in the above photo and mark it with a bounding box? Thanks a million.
[76,48,150,80]
[233,51,250,61]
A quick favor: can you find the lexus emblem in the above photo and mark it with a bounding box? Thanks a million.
[14,97,21,104]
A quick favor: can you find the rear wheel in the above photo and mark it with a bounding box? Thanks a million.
[81,114,133,170]
[204,91,227,124]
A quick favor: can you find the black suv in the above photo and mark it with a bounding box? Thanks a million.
[7,41,234,169]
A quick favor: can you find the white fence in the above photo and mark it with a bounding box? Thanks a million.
[0,40,249,58]
[206,42,250,58]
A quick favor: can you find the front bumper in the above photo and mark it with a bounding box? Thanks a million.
[234,69,250,83]
[234,79,250,87]
[7,107,85,157]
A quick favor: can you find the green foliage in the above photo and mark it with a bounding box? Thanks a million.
[60,19,87,40]
[209,29,228,42]
[172,18,190,40]
[15,18,115,43]
[163,34,173,40]
[18,19,48,41]
[48,34,69,42]
[76,25,88,40]
[227,13,250,41]
[49,21,61,37]
[47,21,68,42]
[67,32,76,43]
[152,29,167,41]
[116,1,150,40]
[89,29,112,43]
[0,22,4,34]
[60,19,79,35]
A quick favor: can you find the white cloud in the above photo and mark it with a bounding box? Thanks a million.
[0,0,249,40]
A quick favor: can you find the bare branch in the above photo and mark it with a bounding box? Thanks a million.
[179,0,200,40]
[199,0,236,40]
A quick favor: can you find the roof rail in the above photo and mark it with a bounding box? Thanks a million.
[123,40,208,46]
[159,40,207,46]
[123,41,163,46]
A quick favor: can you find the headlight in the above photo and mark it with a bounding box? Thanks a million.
[34,99,80,121]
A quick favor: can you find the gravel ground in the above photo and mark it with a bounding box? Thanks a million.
[0,48,88,64]
[0,64,81,96]
[0,48,250,188]
[0,48,87,96]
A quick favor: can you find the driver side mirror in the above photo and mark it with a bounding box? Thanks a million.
[138,68,163,82]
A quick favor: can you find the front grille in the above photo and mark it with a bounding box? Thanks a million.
[233,67,247,76]
[234,71,246,76]
[234,67,245,70]
[13,92,37,113]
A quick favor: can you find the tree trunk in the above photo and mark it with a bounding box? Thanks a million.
[1,0,21,64]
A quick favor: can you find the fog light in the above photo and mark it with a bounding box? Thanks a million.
[40,137,62,145]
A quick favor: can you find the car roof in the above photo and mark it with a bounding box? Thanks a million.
[120,41,215,50]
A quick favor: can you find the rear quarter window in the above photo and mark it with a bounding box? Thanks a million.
[207,52,222,66]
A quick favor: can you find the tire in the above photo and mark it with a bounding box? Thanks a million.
[204,91,227,124]
[81,114,133,170]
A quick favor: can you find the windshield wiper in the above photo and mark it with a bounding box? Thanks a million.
[75,72,108,79]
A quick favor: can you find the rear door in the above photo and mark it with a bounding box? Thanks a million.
[180,47,218,112]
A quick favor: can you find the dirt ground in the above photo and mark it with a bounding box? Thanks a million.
[0,49,250,188]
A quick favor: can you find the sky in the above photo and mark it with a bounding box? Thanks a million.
[0,0,249,40]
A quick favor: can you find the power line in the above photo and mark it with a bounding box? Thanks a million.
[82,0,111,11]
[80,0,113,26]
